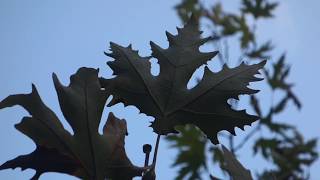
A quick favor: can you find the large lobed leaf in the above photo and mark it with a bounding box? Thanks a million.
[0,68,142,180]
[101,15,266,144]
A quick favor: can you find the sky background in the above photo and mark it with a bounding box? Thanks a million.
[0,0,319,179]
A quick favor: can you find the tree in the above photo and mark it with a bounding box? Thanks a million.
[167,0,318,179]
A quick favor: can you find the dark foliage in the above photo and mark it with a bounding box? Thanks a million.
[0,68,143,180]
[167,0,318,179]
[101,16,265,144]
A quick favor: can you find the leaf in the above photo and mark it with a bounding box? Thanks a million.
[253,138,280,158]
[175,0,202,24]
[265,54,292,90]
[206,4,241,36]
[249,95,262,117]
[0,146,83,180]
[205,6,255,48]
[101,15,266,144]
[166,125,207,180]
[221,145,253,180]
[246,41,273,59]
[0,68,143,180]
[272,96,290,114]
[253,130,318,179]
[210,146,224,165]
[237,15,255,48]
[263,54,301,109]
[241,0,278,19]
[287,90,301,109]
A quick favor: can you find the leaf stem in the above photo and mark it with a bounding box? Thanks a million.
[152,134,161,167]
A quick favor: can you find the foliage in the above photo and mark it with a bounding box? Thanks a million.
[0,12,267,180]
[167,0,318,179]
[100,16,265,144]
[166,125,207,180]
[0,68,143,179]
[0,1,317,180]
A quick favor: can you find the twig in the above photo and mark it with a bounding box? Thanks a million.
[152,134,161,167]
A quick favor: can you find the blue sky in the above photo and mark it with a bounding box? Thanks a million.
[0,0,319,179]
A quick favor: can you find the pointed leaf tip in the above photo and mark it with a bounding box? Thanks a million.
[165,31,176,45]
[104,51,116,58]
[260,60,267,66]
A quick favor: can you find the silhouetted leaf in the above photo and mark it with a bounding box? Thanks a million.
[0,68,143,180]
[101,15,266,144]
[221,145,253,180]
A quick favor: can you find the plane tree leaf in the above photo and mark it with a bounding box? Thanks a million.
[246,41,273,59]
[221,145,253,180]
[241,0,278,19]
[166,125,208,180]
[0,68,143,180]
[101,15,266,144]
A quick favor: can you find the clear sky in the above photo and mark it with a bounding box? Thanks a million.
[0,0,319,179]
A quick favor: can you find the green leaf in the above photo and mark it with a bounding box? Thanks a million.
[166,125,207,180]
[207,4,240,36]
[0,68,143,180]
[263,54,301,109]
[265,54,292,90]
[210,146,224,165]
[241,0,278,19]
[253,138,280,158]
[246,41,273,59]
[101,15,266,144]
[237,15,255,48]
[175,0,202,24]
[254,132,318,179]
